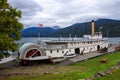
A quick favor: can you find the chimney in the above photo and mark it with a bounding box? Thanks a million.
[92,20,95,36]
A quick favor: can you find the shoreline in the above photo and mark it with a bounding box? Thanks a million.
[0,57,15,64]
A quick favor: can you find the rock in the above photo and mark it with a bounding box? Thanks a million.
[85,78,92,80]
[43,71,51,74]
[18,73,22,75]
[114,66,119,70]
[118,65,120,68]
[97,71,106,77]
[36,73,39,74]
[15,73,18,75]
[7,73,10,76]
[94,73,101,78]
[117,62,120,66]
[25,73,28,75]
[78,79,85,80]
[31,73,34,75]
[93,62,120,79]
[104,69,112,74]
[117,62,120,67]
[54,72,60,74]
[10,73,14,75]
[110,66,119,71]
[108,67,115,72]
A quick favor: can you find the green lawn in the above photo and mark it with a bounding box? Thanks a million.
[0,51,120,80]
[71,51,120,78]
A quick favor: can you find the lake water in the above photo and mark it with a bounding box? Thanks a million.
[15,37,120,45]
[108,38,120,44]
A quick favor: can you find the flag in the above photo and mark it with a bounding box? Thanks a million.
[38,23,43,28]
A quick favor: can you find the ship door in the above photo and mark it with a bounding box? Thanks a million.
[75,48,80,54]
[97,45,100,51]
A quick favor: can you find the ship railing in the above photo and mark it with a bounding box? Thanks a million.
[44,37,81,42]
[46,46,68,49]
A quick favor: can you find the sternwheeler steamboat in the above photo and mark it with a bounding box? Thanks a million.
[19,20,109,65]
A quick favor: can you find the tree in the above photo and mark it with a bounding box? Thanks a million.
[0,0,23,54]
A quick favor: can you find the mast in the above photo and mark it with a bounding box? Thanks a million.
[91,20,95,36]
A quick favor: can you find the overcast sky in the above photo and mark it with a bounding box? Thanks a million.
[8,0,120,28]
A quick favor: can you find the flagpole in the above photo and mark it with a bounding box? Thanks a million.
[38,23,43,41]
[99,26,103,32]
[37,24,40,42]
[38,28,40,41]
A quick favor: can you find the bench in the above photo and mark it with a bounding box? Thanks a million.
[100,59,108,63]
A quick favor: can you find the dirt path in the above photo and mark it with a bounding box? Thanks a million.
[0,65,83,77]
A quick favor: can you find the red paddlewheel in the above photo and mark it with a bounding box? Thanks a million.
[26,49,41,58]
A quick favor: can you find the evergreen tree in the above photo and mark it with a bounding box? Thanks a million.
[0,0,23,53]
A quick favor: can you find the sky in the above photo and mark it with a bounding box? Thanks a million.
[8,0,120,28]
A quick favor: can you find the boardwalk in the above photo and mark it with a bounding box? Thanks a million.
[58,52,107,66]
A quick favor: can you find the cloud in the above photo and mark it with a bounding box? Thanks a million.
[8,0,120,28]
[8,0,43,17]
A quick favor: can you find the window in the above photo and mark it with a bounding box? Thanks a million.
[87,47,89,49]
[50,50,52,53]
[70,43,72,45]
[88,42,89,44]
[57,50,59,53]
[69,49,71,52]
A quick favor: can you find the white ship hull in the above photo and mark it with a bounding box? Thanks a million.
[19,38,109,61]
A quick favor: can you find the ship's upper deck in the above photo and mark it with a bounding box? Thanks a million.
[43,37,108,43]
[36,37,109,49]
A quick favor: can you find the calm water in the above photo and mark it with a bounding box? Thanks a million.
[15,37,120,45]
[108,38,120,44]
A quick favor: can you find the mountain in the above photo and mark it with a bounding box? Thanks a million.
[53,26,61,30]
[48,19,120,37]
[22,19,120,37]
[22,27,60,37]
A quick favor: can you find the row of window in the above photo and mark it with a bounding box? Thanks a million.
[49,45,96,54]
[50,49,72,53]
[69,41,102,45]
[50,50,65,53]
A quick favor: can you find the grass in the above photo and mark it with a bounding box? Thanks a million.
[71,51,120,77]
[0,51,120,80]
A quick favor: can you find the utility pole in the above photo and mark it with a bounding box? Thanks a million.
[74,27,77,37]
[107,29,109,39]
